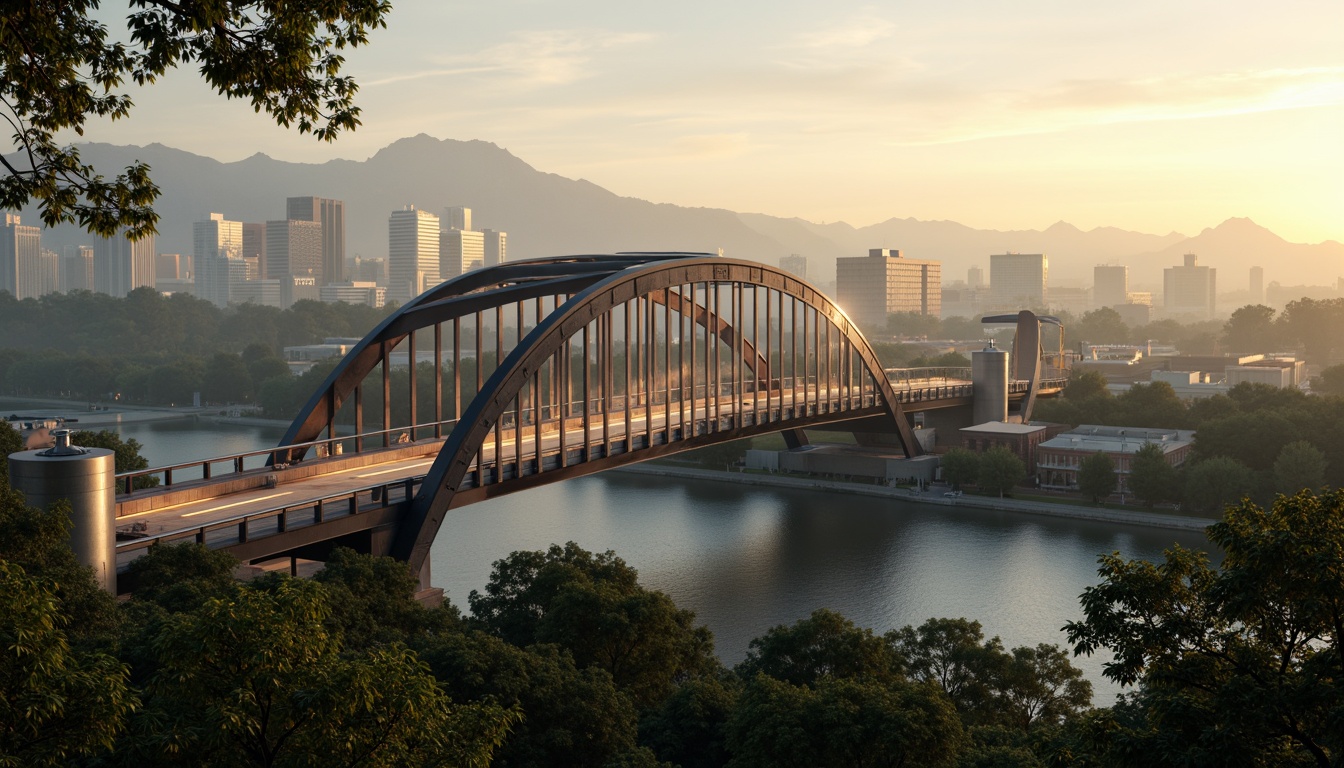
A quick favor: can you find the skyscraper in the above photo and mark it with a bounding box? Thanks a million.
[242,222,267,279]
[483,229,507,268]
[967,265,984,289]
[94,228,155,297]
[63,245,95,292]
[287,197,346,285]
[388,206,440,304]
[1093,265,1128,309]
[1,214,41,299]
[441,228,485,278]
[444,206,471,232]
[194,213,244,307]
[835,249,941,330]
[265,219,323,282]
[990,253,1048,310]
[1163,253,1216,320]
[1250,266,1264,305]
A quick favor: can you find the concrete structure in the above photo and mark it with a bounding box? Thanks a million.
[1163,253,1216,320]
[321,281,386,308]
[155,252,185,281]
[959,421,1060,475]
[967,265,984,289]
[835,248,941,330]
[441,228,485,278]
[388,206,440,304]
[1048,286,1090,317]
[8,430,117,592]
[1226,358,1305,389]
[1,213,42,299]
[990,253,1047,310]
[351,256,386,284]
[483,229,507,268]
[265,219,323,283]
[972,342,1009,424]
[1250,266,1264,305]
[444,206,471,232]
[780,253,807,279]
[63,245,95,292]
[232,278,283,308]
[1094,265,1128,308]
[194,213,244,307]
[1037,425,1194,493]
[287,197,346,285]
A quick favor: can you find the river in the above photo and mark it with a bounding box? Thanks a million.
[6,403,1216,702]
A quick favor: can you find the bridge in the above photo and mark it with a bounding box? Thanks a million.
[105,253,1068,592]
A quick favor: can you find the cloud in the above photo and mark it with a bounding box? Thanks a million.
[370,29,655,90]
[797,12,898,50]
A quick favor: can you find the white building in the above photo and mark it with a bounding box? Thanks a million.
[1093,265,1128,309]
[441,228,485,278]
[835,248,941,330]
[1163,253,1216,320]
[1,214,42,299]
[321,281,386,308]
[483,228,507,268]
[990,253,1047,311]
[194,213,244,307]
[93,228,156,298]
[388,206,440,304]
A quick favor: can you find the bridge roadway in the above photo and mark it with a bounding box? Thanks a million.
[112,373,1052,573]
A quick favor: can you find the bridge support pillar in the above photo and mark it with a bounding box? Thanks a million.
[972,342,1010,424]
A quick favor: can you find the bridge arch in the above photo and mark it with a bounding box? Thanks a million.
[383,255,919,571]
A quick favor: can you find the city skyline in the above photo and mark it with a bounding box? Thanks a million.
[68,0,1343,245]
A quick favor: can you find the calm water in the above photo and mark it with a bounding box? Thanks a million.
[12,403,1215,702]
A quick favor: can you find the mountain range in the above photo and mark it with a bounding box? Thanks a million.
[16,135,1344,294]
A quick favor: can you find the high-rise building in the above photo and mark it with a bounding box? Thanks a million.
[242,222,267,279]
[990,253,1048,310]
[1,214,42,299]
[194,213,244,307]
[1093,265,1128,309]
[483,229,507,268]
[320,281,386,308]
[835,248,941,330]
[1250,266,1264,305]
[780,254,807,279]
[287,197,346,285]
[63,245,95,292]
[156,253,184,281]
[265,219,323,283]
[967,266,984,289]
[38,249,60,296]
[1163,253,1216,320]
[441,228,485,278]
[94,228,155,297]
[351,256,386,284]
[444,206,471,232]
[388,206,440,303]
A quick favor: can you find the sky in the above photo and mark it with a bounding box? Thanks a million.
[74,0,1344,243]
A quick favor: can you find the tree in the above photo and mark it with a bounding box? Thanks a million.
[0,0,390,238]
[1127,443,1178,508]
[1273,440,1327,496]
[1074,307,1129,345]
[0,561,136,766]
[994,644,1091,731]
[1113,381,1187,429]
[889,617,1002,722]
[1222,304,1280,352]
[1077,452,1117,504]
[736,608,903,687]
[1182,456,1256,516]
[201,352,253,404]
[941,447,980,491]
[468,542,717,709]
[977,447,1025,497]
[1061,370,1109,401]
[639,675,739,768]
[1066,490,1344,767]
[133,578,514,767]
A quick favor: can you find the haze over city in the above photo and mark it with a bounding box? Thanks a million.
[80,0,1343,245]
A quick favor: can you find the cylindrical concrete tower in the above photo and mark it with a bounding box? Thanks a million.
[8,429,117,592]
[972,341,1009,425]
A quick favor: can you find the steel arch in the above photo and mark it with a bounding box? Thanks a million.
[393,257,920,571]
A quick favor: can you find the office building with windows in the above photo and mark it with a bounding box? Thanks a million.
[1,214,42,299]
[388,206,440,304]
[990,253,1047,310]
[194,213,244,307]
[835,248,941,330]
[1163,253,1216,320]
[1093,265,1128,309]
[287,196,346,285]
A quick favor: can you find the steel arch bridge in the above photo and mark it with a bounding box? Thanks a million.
[275,253,922,573]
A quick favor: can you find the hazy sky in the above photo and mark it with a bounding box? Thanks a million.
[77,0,1343,242]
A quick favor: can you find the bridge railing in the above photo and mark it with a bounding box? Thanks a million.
[115,475,425,567]
[884,367,973,386]
[116,418,461,495]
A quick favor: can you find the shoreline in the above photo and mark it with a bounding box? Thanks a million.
[617,464,1213,532]
[0,395,203,427]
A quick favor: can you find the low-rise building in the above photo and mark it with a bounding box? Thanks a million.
[958,421,1067,476]
[1037,425,1194,493]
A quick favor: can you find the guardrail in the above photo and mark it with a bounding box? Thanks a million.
[115,475,425,567]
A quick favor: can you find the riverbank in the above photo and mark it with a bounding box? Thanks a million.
[0,396,203,427]
[617,464,1214,531]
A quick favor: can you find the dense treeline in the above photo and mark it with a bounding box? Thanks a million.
[0,288,391,406]
[3,433,1340,765]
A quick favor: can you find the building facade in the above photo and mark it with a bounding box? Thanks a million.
[1,214,42,299]
[1163,253,1216,320]
[835,248,941,330]
[194,213,244,307]
[780,253,807,279]
[286,197,346,285]
[63,245,95,292]
[1249,266,1264,305]
[94,228,156,297]
[483,229,507,268]
[1037,425,1194,493]
[1093,265,1128,309]
[388,206,440,304]
[265,219,323,283]
[441,228,485,278]
[990,253,1047,310]
[320,281,386,308]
